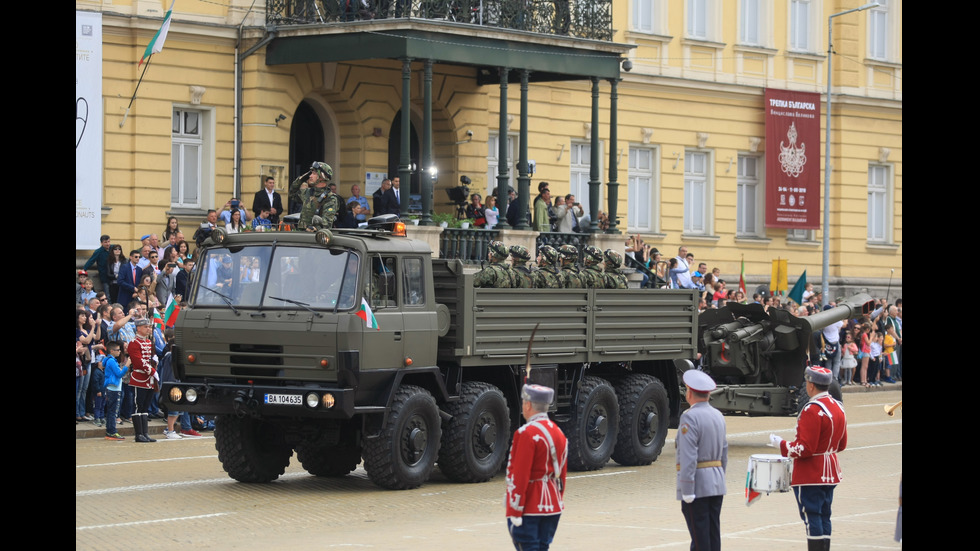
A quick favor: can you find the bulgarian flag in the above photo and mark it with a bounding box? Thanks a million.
[738,256,746,295]
[153,309,164,328]
[356,298,380,330]
[162,295,181,327]
[139,0,176,67]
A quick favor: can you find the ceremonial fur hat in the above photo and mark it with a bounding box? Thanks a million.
[805,366,833,386]
[134,318,153,327]
[683,370,716,393]
[521,384,555,405]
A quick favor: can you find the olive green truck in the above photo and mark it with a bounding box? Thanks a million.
[162,222,698,490]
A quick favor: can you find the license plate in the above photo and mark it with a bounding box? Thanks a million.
[265,393,302,405]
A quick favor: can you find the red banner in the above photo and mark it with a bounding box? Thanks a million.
[764,89,821,229]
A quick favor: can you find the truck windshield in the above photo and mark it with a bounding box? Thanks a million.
[192,245,359,310]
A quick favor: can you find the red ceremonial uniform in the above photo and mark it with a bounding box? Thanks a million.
[127,336,156,390]
[779,392,847,486]
[505,413,568,519]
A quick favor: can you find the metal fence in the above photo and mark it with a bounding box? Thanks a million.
[440,227,502,263]
[267,0,613,41]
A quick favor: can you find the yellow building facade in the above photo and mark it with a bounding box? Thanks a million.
[76,0,901,296]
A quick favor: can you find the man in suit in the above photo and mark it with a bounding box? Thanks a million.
[156,261,179,306]
[117,250,144,308]
[252,175,284,224]
[382,176,402,215]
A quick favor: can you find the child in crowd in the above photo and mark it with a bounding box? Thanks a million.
[858,322,873,387]
[91,344,107,427]
[79,278,97,305]
[881,332,897,384]
[103,341,130,440]
[840,332,858,386]
[868,332,884,387]
[252,207,273,230]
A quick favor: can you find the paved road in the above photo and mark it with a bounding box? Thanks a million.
[76,389,902,550]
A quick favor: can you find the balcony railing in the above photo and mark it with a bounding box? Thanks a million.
[440,227,502,263]
[268,0,613,41]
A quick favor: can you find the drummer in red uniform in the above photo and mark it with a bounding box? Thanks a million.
[770,366,848,551]
[127,318,158,443]
[505,384,568,551]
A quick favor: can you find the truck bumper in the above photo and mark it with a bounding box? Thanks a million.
[161,381,356,419]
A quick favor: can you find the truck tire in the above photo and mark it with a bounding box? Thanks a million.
[560,376,619,471]
[214,415,292,483]
[295,434,362,477]
[363,385,442,490]
[796,380,844,415]
[611,374,669,466]
[438,382,510,483]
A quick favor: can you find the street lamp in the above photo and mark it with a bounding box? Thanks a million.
[823,2,879,306]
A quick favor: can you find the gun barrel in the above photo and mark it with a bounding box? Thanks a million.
[802,293,875,332]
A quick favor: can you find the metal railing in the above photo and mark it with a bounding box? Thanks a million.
[267,0,614,41]
[440,227,501,263]
[535,231,588,263]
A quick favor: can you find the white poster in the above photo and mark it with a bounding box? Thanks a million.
[76,11,103,250]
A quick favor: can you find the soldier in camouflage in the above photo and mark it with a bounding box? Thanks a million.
[603,249,629,289]
[558,244,584,289]
[289,161,340,231]
[580,246,606,289]
[533,245,562,288]
[473,240,513,288]
[508,245,535,289]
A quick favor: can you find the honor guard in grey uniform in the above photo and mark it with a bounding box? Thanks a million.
[676,369,727,551]
[473,240,513,288]
[558,245,584,289]
[603,249,629,289]
[289,161,340,231]
[580,246,606,289]
[508,245,535,289]
[533,245,562,288]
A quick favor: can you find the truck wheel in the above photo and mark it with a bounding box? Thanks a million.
[214,415,292,483]
[561,376,619,471]
[295,434,362,477]
[612,374,669,466]
[797,380,843,415]
[438,382,510,483]
[363,385,441,490]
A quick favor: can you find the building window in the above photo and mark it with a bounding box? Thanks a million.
[789,0,812,51]
[787,228,814,241]
[869,0,890,60]
[684,150,712,235]
[867,164,892,243]
[739,0,761,45]
[569,142,602,217]
[172,108,202,208]
[487,132,514,197]
[736,155,764,237]
[687,0,708,39]
[632,0,663,33]
[627,146,659,233]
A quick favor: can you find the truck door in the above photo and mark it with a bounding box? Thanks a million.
[361,255,404,371]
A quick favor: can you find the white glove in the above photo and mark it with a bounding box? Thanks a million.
[768,434,783,448]
[682,494,695,503]
[507,516,523,528]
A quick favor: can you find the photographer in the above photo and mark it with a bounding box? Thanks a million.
[555,194,583,233]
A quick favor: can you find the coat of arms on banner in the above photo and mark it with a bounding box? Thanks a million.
[778,122,806,178]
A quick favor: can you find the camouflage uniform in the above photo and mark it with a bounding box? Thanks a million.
[558,244,584,289]
[533,245,562,288]
[508,245,535,289]
[603,249,629,289]
[580,246,606,289]
[473,241,513,288]
[290,162,339,231]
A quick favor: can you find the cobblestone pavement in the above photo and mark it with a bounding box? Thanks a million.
[76,388,902,550]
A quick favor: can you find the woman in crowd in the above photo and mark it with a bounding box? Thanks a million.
[482,195,499,229]
[163,217,181,241]
[76,309,101,422]
[701,273,715,305]
[107,244,125,304]
[175,240,192,265]
[225,210,245,234]
[136,274,160,311]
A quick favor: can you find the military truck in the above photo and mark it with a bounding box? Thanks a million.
[695,293,875,415]
[162,219,698,490]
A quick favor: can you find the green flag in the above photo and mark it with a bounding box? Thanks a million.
[787,269,807,305]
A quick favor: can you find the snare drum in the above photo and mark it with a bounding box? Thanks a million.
[749,454,792,494]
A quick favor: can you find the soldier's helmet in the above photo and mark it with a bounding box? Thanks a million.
[510,245,531,264]
[583,245,603,266]
[604,249,623,269]
[488,240,509,261]
[558,244,579,264]
[311,161,333,181]
[539,245,559,265]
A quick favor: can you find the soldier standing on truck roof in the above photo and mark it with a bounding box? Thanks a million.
[473,240,513,288]
[533,245,562,288]
[557,245,584,289]
[580,246,606,289]
[289,161,339,231]
[603,249,628,289]
[508,245,535,289]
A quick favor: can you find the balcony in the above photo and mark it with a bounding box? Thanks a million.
[267,0,614,41]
